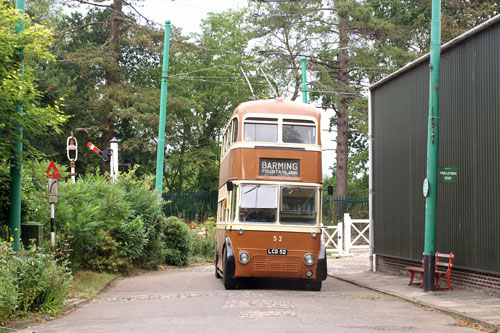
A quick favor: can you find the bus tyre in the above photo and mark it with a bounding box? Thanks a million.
[215,256,222,279]
[307,280,322,291]
[223,248,237,289]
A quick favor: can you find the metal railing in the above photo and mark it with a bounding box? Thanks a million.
[163,191,218,222]
[322,196,368,224]
[162,191,369,224]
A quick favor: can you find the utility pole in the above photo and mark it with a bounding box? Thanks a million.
[155,20,171,205]
[423,0,442,292]
[301,57,308,104]
[8,0,25,252]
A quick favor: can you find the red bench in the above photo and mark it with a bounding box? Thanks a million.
[405,252,455,290]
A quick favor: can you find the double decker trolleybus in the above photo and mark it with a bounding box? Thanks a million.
[215,98,327,291]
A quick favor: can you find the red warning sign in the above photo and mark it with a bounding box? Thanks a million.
[45,160,61,179]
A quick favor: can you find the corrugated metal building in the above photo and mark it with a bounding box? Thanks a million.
[369,14,500,294]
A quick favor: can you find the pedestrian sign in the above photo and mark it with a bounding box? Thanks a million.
[45,160,61,179]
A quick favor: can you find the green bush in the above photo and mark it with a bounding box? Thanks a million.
[19,161,169,272]
[115,170,166,269]
[24,169,163,273]
[14,247,72,313]
[0,242,72,324]
[83,229,130,273]
[0,242,19,322]
[164,216,192,266]
[190,218,216,261]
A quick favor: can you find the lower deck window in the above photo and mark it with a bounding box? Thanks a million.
[238,184,318,225]
[280,187,317,225]
[239,185,277,223]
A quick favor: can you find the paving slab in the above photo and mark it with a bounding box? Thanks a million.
[327,255,500,331]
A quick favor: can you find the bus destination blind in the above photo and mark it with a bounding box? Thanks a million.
[259,158,300,177]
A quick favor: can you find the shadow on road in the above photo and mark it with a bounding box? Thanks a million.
[235,277,316,291]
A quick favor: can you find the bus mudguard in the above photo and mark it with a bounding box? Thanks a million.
[316,242,328,281]
[224,237,236,277]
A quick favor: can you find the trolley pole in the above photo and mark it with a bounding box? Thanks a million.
[155,20,171,206]
[423,0,442,292]
[301,57,308,104]
[8,0,25,252]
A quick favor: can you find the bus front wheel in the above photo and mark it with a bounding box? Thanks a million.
[215,255,222,279]
[223,247,237,289]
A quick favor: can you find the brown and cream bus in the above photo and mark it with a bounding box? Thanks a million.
[215,98,327,291]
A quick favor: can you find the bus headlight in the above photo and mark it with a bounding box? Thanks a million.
[304,253,315,266]
[239,251,250,264]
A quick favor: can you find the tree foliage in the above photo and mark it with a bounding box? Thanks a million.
[0,0,66,164]
[4,0,497,195]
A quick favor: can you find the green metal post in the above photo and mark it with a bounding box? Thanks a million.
[424,0,441,292]
[301,57,308,104]
[8,0,25,252]
[155,20,171,206]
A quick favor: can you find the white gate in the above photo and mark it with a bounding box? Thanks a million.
[344,213,370,254]
[322,214,370,254]
[321,223,343,254]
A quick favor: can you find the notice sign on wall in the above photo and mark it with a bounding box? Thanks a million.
[259,158,300,177]
[439,166,457,183]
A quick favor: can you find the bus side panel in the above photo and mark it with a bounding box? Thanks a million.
[228,230,323,279]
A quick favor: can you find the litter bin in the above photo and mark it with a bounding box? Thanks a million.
[21,222,43,248]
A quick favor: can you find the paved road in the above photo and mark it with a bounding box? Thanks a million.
[27,264,477,333]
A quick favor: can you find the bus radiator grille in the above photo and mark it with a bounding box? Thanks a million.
[253,256,299,273]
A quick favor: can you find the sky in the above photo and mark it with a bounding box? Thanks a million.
[138,0,248,33]
[75,0,336,177]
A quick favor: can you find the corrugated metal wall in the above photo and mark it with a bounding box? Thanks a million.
[371,22,500,274]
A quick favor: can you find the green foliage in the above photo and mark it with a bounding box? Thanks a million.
[84,229,131,273]
[190,217,216,261]
[0,242,19,321]
[22,166,166,273]
[116,168,166,268]
[0,241,72,324]
[164,216,192,266]
[0,0,66,162]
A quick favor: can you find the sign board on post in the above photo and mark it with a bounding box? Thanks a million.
[45,160,61,179]
[439,166,457,183]
[48,178,58,204]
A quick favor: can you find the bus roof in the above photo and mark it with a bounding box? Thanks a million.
[233,98,321,120]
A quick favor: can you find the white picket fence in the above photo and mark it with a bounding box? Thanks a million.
[322,213,370,254]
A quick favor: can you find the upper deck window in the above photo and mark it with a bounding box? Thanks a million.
[283,119,316,144]
[232,118,238,142]
[243,117,317,144]
[244,118,278,142]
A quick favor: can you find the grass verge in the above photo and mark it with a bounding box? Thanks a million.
[68,271,116,300]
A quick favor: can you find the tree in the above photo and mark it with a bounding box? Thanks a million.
[162,9,271,192]
[248,0,398,198]
[0,0,66,163]
[369,0,500,54]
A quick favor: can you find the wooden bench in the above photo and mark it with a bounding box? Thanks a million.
[405,252,455,290]
[434,251,455,290]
